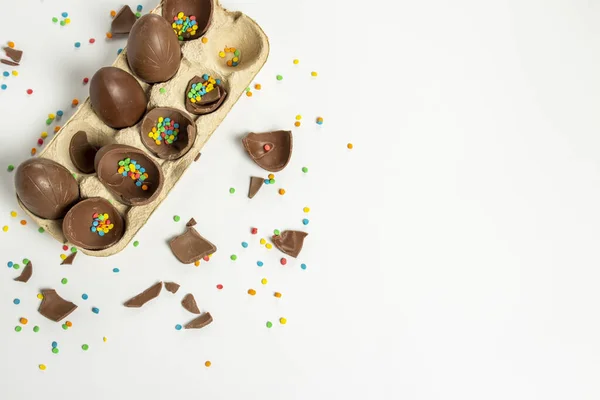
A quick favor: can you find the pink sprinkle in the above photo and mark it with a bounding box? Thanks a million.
[173,16,178,21]
[26,89,33,95]
[190,16,196,21]
[263,144,271,151]
[280,258,287,265]
[203,256,209,261]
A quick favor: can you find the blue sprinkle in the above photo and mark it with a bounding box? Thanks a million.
[135,181,142,186]
[203,74,209,80]
[175,324,182,330]
[92,307,100,314]
[121,171,127,176]
[139,168,145,173]
[52,341,58,348]
[13,298,20,305]
[174,123,179,128]
[98,230,105,237]
[61,12,68,18]
[301,263,307,270]
[113,267,120,273]
[57,110,64,116]
[82,294,89,300]
[317,120,323,125]
[241,242,248,248]
[2,71,8,77]
[117,48,123,55]
[257,261,263,267]
[1,84,7,90]
[216,79,221,85]
[93,221,99,226]
[74,42,81,48]
[302,219,309,225]
[137,5,143,12]
[130,160,136,165]
[7,261,13,268]
[264,179,270,184]
[91,227,96,232]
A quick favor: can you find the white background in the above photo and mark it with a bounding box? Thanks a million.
[1,0,600,399]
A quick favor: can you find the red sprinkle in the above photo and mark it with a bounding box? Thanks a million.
[280,258,287,265]
[62,245,68,251]
[89,38,96,44]
[263,144,271,152]
[83,77,89,84]
[203,256,209,262]
[37,138,43,146]
[251,227,258,234]
[26,89,33,95]
[216,284,223,290]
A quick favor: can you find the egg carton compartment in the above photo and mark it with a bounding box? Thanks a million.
[17,0,269,257]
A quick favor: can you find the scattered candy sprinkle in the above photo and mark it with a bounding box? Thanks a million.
[53,17,58,23]
[254,83,261,90]
[107,32,113,39]
[39,364,46,371]
[301,263,307,270]
[247,289,256,296]
[62,245,69,251]
[201,37,208,43]
[89,38,96,44]
[302,167,308,173]
[246,91,253,97]
[274,229,280,235]
[83,77,89,84]
[14,326,22,332]
[74,42,81,48]
[147,116,180,145]
[7,164,14,172]
[33,326,39,332]
[20,220,26,225]
[311,71,318,77]
[294,121,301,127]
[60,254,67,260]
[72,98,79,107]
[230,254,237,261]
[302,218,309,225]
[13,264,20,270]
[61,278,68,285]
[7,261,12,268]
[175,324,182,330]
[82,294,88,300]
[266,321,272,328]
[13,298,20,305]
[347,143,353,149]
[103,337,107,342]
[279,317,287,325]
[278,189,286,195]
[274,292,282,298]
[1,84,7,90]
[66,321,72,327]
[257,261,263,267]
[137,5,143,12]
[293,59,299,64]
[52,348,59,354]
[265,243,273,249]
[172,12,199,41]
[241,241,248,248]
[276,75,283,81]
[7,41,14,48]
[261,278,267,285]
[20,318,28,325]
[133,241,139,247]
[113,268,120,273]
[12,70,18,77]
[316,117,324,125]
[26,89,33,95]
[10,211,16,217]
[296,115,302,120]
[229,187,235,194]
[37,293,43,300]
[2,71,8,77]
[280,258,287,265]
[173,215,180,222]
[251,227,258,234]
[216,284,223,290]
[117,158,149,190]
[194,260,200,266]
[260,238,266,245]
[61,12,68,18]
[62,324,68,330]
[205,360,211,367]
[92,307,100,314]
[38,227,45,233]
[110,10,116,17]
[82,344,89,351]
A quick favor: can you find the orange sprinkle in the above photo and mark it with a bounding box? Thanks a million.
[201,37,208,43]
[65,321,72,327]
[246,91,252,97]
[106,32,113,39]
[141,184,148,190]
[248,289,256,296]
[19,220,26,225]
[19,317,28,325]
[72,98,79,107]
[274,292,282,298]
[110,10,116,17]
[194,260,200,267]
[347,143,353,149]
[254,84,261,90]
[205,360,211,367]
[30,148,36,156]
[7,41,15,48]
[278,189,286,195]
[54,126,61,133]
[294,121,301,127]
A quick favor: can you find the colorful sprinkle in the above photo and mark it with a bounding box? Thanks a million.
[38,227,45,233]
[11,70,18,76]
[2,71,8,77]
[311,71,318,77]
[230,254,237,261]
[278,189,286,195]
[293,59,299,64]
[26,89,33,95]
[137,5,143,12]
[61,12,68,18]
[20,220,26,225]
[52,348,59,354]
[205,360,211,367]
[110,10,116,17]
[7,261,12,268]
[37,293,43,300]
[276,75,283,81]
[90,212,114,236]
[159,88,166,94]
[246,91,253,97]
[20,317,28,325]
[247,289,256,296]
[301,263,307,270]
[72,98,79,106]
[14,326,22,332]
[347,143,353,149]
[187,75,219,103]
[82,294,88,300]
[133,241,139,247]
[254,83,261,90]
[172,12,199,41]
[83,77,89,84]
[74,42,81,48]
[7,41,15,48]
[173,215,180,222]
[216,284,223,290]
[61,278,68,285]
[147,116,180,145]
[92,307,100,314]
[316,117,324,125]
[229,187,235,194]
[201,37,208,43]
[13,298,20,304]
[273,229,280,235]
[265,243,273,249]
[117,158,149,190]
[113,268,120,273]
[260,238,266,245]
[302,218,309,225]
[33,326,40,332]
[82,344,89,351]
[266,321,273,328]
[175,324,182,330]
[241,241,248,248]
[251,227,258,234]
[13,264,20,270]
[89,38,96,44]
[257,261,263,267]
[280,258,287,265]
[279,317,287,325]
[274,292,282,298]
[7,164,14,172]
[294,121,301,127]
[1,84,7,90]
[39,364,46,371]
[261,278,267,285]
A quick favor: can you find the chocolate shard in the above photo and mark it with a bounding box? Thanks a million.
[169,227,217,264]
[186,218,197,227]
[184,312,213,329]
[248,176,264,199]
[69,131,99,174]
[242,131,293,172]
[272,230,308,258]
[14,261,32,283]
[1,59,19,66]
[124,282,163,308]
[181,293,200,314]
[38,289,78,322]
[61,252,77,265]
[194,152,201,162]
[3,47,22,63]
[111,5,137,34]
[165,282,180,294]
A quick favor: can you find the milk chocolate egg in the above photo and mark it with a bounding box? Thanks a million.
[127,14,181,83]
[15,158,79,220]
[90,67,147,129]
[63,197,125,250]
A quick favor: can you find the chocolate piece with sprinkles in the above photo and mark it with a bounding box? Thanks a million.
[60,252,77,265]
[272,230,308,258]
[169,227,217,264]
[242,130,293,172]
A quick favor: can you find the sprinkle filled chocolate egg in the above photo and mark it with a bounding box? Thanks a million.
[63,197,125,250]
[90,67,147,129]
[163,0,214,41]
[127,14,181,83]
[94,144,164,206]
[140,107,197,160]
[15,158,79,220]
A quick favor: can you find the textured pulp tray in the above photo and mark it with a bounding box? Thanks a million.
[17,0,269,256]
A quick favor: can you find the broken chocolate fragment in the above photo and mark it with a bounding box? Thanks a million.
[184,75,227,115]
[69,131,100,174]
[248,176,264,199]
[181,293,200,314]
[3,47,22,63]
[194,152,201,162]
[165,282,180,294]
[60,252,77,265]
[38,289,78,322]
[111,5,137,34]
[169,227,217,264]
[184,312,213,329]
[242,130,293,172]
[124,282,163,308]
[272,230,308,258]
[186,218,196,227]
[1,59,19,67]
[14,261,32,283]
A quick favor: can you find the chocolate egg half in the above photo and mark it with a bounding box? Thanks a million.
[15,158,80,220]
[90,67,147,129]
[163,0,214,41]
[127,14,181,83]
[94,144,164,206]
[140,107,197,160]
[63,197,125,250]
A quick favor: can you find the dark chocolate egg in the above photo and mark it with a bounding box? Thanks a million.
[94,144,164,206]
[15,158,80,220]
[90,67,147,129]
[127,14,181,83]
[63,197,125,250]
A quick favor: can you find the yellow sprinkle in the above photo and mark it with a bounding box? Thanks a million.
[65,18,71,24]
[10,211,17,217]
[303,207,310,213]
[194,260,200,267]
[158,117,163,123]
[295,115,302,120]
[261,278,267,285]
[148,132,153,137]
[260,238,266,245]
[347,143,353,149]
[279,317,287,325]
[311,71,318,77]
[205,360,211,367]
[293,59,299,64]
[178,12,184,18]
[218,51,225,58]
[48,113,55,119]
[274,292,282,298]
[232,57,239,62]
[265,243,273,250]
[39,364,47,371]
[12,70,18,76]
[248,289,256,296]
[2,226,8,232]
[41,132,48,138]
[201,37,208,43]
[103,337,107,342]
[60,254,67,260]
[37,293,44,300]
[268,174,274,179]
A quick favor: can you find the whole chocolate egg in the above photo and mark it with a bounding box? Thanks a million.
[15,158,80,220]
[90,67,147,129]
[127,14,181,83]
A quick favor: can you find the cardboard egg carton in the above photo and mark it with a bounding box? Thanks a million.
[17,1,269,256]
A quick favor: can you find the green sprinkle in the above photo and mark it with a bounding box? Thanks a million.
[133,241,139,247]
[274,229,280,235]
[52,17,58,23]
[234,49,240,57]
[302,167,308,173]
[7,164,14,172]
[245,87,251,92]
[61,278,68,285]
[38,227,45,233]
[22,258,29,265]
[72,173,77,179]
[230,254,237,261]
[159,88,166,94]
[15,326,22,332]
[46,118,53,125]
[52,348,59,354]
[13,264,20,270]
[82,344,89,351]
[266,321,272,328]
[229,187,235,194]
[135,12,141,18]
[33,326,40,332]
[70,247,77,253]
[276,75,283,81]
[60,20,65,26]
[269,179,275,184]
[62,324,68,330]
[173,215,180,222]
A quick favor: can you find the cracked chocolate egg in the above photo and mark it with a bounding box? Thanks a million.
[127,14,181,83]
[184,75,227,115]
[163,0,214,41]
[140,107,197,160]
[63,197,125,250]
[15,158,79,220]
[90,67,147,129]
[94,144,164,206]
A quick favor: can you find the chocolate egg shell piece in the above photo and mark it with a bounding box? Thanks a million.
[62,197,125,251]
[140,107,197,160]
[272,230,308,258]
[69,131,100,174]
[163,0,214,40]
[184,75,227,116]
[182,293,200,314]
[15,158,79,220]
[94,144,164,206]
[169,227,217,264]
[14,261,32,283]
[184,312,213,329]
[248,176,263,199]
[111,5,137,34]
[242,130,293,172]
[127,14,181,83]
[90,67,147,129]
[124,282,163,308]
[38,289,77,322]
